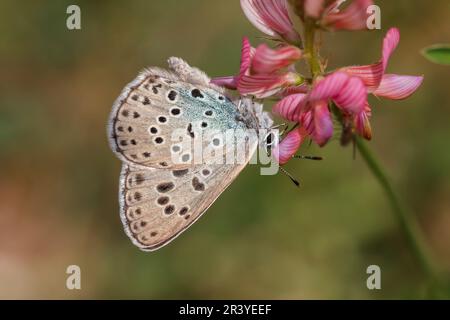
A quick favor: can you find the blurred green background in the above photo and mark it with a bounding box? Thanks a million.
[0,0,449,299]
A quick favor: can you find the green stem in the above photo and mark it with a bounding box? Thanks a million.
[304,19,321,79]
[355,137,439,284]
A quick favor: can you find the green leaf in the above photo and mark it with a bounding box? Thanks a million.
[422,44,450,65]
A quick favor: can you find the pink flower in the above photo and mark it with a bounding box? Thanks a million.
[343,28,424,99]
[241,0,301,44]
[251,44,302,74]
[211,37,303,98]
[303,0,373,31]
[341,28,424,139]
[274,72,367,146]
[299,100,334,146]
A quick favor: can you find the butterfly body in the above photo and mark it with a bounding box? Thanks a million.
[108,57,272,251]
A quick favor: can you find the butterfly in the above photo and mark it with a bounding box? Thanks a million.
[108,57,274,251]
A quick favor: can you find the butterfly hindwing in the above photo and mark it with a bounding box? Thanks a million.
[119,161,249,251]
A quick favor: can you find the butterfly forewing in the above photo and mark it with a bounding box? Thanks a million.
[109,69,246,170]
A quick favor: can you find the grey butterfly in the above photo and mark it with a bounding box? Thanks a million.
[108,57,273,251]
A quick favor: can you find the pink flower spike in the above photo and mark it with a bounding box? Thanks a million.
[373,74,424,100]
[323,0,373,31]
[273,128,306,165]
[301,101,334,146]
[240,0,301,44]
[210,76,238,89]
[272,93,306,121]
[251,44,302,75]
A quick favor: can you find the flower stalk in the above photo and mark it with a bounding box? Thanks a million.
[304,18,322,79]
[354,136,439,284]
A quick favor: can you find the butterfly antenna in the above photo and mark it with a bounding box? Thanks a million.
[293,155,323,160]
[280,123,291,136]
[279,166,301,187]
[271,123,286,130]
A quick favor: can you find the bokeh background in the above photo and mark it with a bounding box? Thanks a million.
[0,0,449,299]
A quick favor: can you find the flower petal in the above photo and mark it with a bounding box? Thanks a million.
[323,0,373,31]
[210,76,238,89]
[272,128,306,165]
[373,74,424,100]
[300,101,333,146]
[381,28,400,71]
[251,44,302,75]
[312,101,334,146]
[308,72,367,113]
[241,0,277,37]
[354,103,372,140]
[308,72,349,102]
[239,75,286,98]
[239,37,255,79]
[240,0,301,43]
[272,93,306,121]
[238,72,300,98]
[341,28,400,92]
[333,76,367,114]
[341,61,383,92]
